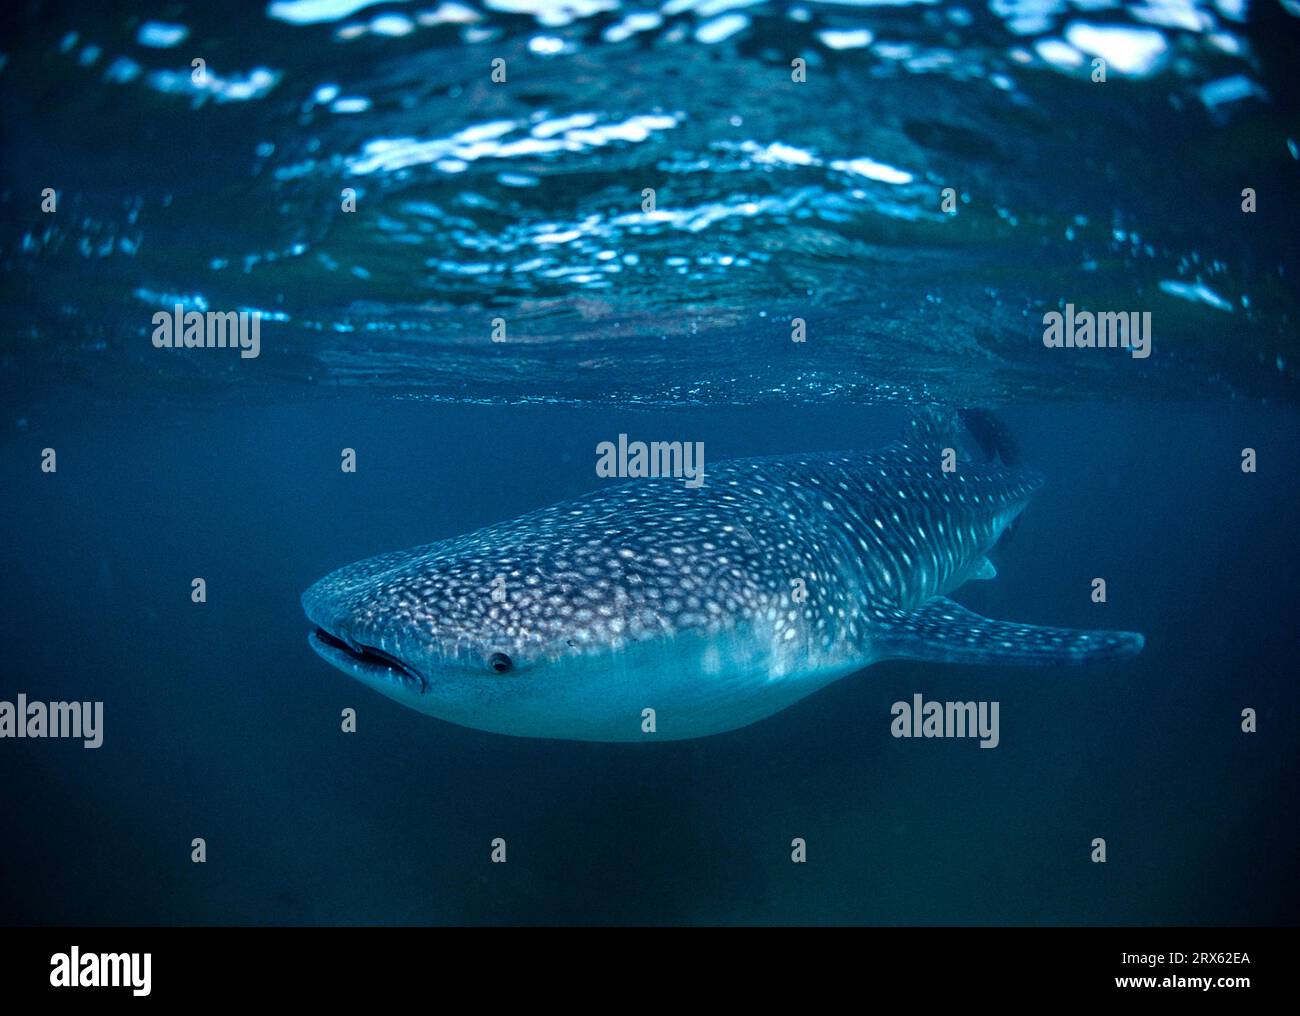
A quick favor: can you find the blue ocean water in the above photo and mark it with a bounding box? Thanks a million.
[1,0,1297,925]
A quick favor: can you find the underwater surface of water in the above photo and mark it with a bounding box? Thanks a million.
[0,0,1297,925]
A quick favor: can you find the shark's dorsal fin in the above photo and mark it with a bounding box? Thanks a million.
[901,406,1018,467]
[901,406,962,451]
[969,557,997,580]
[956,408,1020,466]
[871,597,1144,666]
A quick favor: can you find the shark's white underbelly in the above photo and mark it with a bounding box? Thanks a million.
[397,620,868,741]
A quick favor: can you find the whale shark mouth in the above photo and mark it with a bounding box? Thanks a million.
[311,627,426,689]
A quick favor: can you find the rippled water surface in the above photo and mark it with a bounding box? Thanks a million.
[3,0,1297,405]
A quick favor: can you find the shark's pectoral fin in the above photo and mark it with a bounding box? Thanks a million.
[871,597,1144,666]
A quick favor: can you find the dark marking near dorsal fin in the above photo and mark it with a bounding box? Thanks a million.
[901,406,1019,467]
[957,408,1020,467]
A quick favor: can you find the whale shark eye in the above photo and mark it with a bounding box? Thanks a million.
[488,652,513,674]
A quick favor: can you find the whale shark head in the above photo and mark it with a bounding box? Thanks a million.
[303,540,550,690]
[306,573,551,738]
[300,499,783,740]
[303,538,604,723]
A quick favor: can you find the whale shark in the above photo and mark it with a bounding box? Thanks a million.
[303,411,1144,741]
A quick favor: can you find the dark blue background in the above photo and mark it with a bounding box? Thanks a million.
[1,396,1294,924]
